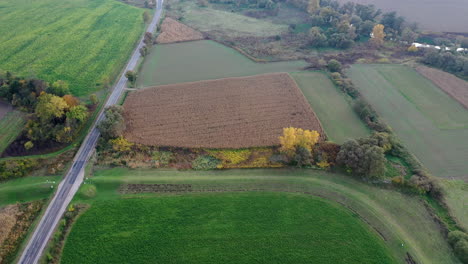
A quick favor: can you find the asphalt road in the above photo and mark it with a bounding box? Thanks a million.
[18,1,164,263]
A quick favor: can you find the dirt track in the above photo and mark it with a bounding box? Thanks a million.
[156,17,203,44]
[123,73,324,148]
[416,65,468,109]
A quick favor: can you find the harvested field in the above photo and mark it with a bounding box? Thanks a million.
[156,17,204,44]
[416,65,468,109]
[124,73,324,148]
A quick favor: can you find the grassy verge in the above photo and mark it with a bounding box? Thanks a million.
[0,110,26,154]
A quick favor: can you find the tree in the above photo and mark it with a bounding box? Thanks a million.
[35,93,68,122]
[47,80,70,96]
[109,136,133,152]
[144,32,154,46]
[293,146,312,167]
[401,27,418,43]
[66,105,88,124]
[327,59,342,72]
[125,71,137,86]
[63,94,79,107]
[370,24,385,47]
[24,141,34,150]
[407,45,418,53]
[358,20,375,37]
[308,27,327,47]
[307,0,319,14]
[143,11,151,24]
[89,94,98,105]
[98,105,126,139]
[279,127,320,158]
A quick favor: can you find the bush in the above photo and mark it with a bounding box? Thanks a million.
[448,231,468,263]
[327,59,342,72]
[192,155,220,170]
[0,159,39,180]
[293,146,312,167]
[152,151,173,165]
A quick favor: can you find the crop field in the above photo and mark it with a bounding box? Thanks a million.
[137,40,307,87]
[67,168,459,263]
[156,17,204,44]
[335,0,468,33]
[0,0,145,96]
[291,72,369,143]
[62,192,395,264]
[166,1,288,38]
[416,66,468,109]
[124,73,324,148]
[0,110,26,155]
[348,64,468,180]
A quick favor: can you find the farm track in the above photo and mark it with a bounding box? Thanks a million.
[124,73,325,148]
[17,1,164,263]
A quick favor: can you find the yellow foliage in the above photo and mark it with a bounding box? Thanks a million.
[109,136,134,152]
[307,0,320,14]
[206,149,252,167]
[371,24,385,47]
[279,127,320,157]
[407,45,418,52]
[317,160,330,169]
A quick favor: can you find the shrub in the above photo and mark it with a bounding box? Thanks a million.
[192,155,220,170]
[207,149,252,167]
[293,146,312,167]
[327,59,342,72]
[152,151,173,165]
[0,159,39,180]
[314,141,340,165]
[449,231,468,263]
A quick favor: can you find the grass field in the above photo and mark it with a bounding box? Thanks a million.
[137,40,307,87]
[0,0,145,96]
[0,176,61,206]
[0,110,26,154]
[168,1,287,38]
[291,72,369,143]
[62,192,395,264]
[348,64,468,180]
[67,168,459,264]
[442,180,468,231]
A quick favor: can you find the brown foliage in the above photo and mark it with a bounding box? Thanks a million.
[156,18,204,44]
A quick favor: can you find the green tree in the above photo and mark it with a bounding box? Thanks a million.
[143,11,151,23]
[66,105,88,125]
[327,59,342,72]
[98,105,126,139]
[47,80,70,96]
[35,93,68,122]
[89,94,99,105]
[125,71,137,87]
[308,27,327,47]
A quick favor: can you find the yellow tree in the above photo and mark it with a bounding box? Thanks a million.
[307,0,320,14]
[371,24,385,47]
[279,127,320,157]
[109,136,134,152]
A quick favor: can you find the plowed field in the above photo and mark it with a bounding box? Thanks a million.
[156,17,204,44]
[123,73,324,148]
[416,65,468,109]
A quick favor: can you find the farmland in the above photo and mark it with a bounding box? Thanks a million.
[335,0,468,33]
[0,0,145,96]
[0,110,26,155]
[137,40,308,87]
[348,64,468,180]
[62,192,395,264]
[291,72,369,143]
[124,73,324,148]
[156,17,204,44]
[65,168,459,264]
[415,66,468,109]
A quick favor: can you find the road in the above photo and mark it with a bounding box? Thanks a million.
[18,1,163,263]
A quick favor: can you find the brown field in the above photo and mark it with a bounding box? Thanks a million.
[416,65,468,109]
[156,17,204,44]
[123,73,324,148]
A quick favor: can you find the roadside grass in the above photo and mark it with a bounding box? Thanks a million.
[348,64,468,179]
[291,72,369,143]
[170,1,287,38]
[0,0,145,96]
[63,192,396,264]
[0,110,26,154]
[70,167,459,264]
[0,176,61,206]
[138,40,307,87]
[441,180,468,231]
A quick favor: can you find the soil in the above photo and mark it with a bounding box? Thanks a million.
[415,65,468,109]
[156,17,204,44]
[123,73,325,148]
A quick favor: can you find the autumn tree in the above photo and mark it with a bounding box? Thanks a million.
[370,24,385,47]
[63,94,79,107]
[98,105,126,139]
[279,127,320,158]
[35,93,68,122]
[109,136,134,152]
[47,80,70,96]
[89,94,98,105]
[307,0,320,14]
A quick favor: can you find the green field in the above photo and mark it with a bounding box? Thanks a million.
[64,168,459,264]
[167,1,288,38]
[63,192,395,264]
[0,0,145,96]
[0,110,26,154]
[348,64,468,180]
[137,40,308,87]
[0,175,61,206]
[291,72,369,143]
[442,180,468,231]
